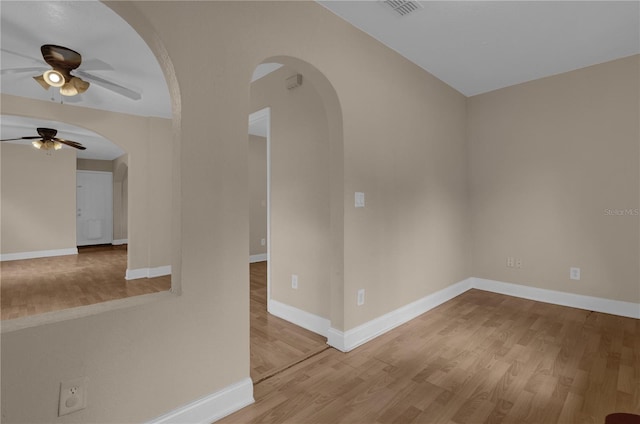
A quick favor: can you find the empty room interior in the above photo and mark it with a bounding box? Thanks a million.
[0,1,638,423]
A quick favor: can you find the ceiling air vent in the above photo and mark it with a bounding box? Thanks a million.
[382,0,423,17]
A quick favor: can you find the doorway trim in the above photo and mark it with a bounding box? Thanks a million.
[249,107,272,311]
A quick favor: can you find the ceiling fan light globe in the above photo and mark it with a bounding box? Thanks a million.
[53,141,63,150]
[73,77,90,94]
[60,82,79,97]
[43,69,65,87]
[32,140,43,149]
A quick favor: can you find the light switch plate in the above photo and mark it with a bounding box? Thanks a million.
[355,192,365,208]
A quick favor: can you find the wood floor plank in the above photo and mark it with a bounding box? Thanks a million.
[1,245,170,319]
[222,288,640,424]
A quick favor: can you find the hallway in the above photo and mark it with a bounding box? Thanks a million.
[249,261,328,383]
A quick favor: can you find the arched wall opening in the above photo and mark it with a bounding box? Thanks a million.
[249,56,345,339]
[0,0,182,321]
[104,1,182,294]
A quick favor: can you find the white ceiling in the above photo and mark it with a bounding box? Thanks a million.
[1,1,638,159]
[252,63,283,84]
[319,1,640,96]
[248,117,268,138]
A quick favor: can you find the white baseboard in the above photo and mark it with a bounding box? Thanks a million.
[0,247,78,262]
[473,277,640,319]
[269,299,330,337]
[126,265,172,280]
[147,377,254,424]
[112,239,128,245]
[328,278,474,352]
[327,276,639,352]
[327,328,348,352]
[249,253,267,263]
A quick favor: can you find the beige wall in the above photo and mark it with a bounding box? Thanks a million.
[0,95,172,272]
[248,135,267,257]
[76,159,113,173]
[112,154,128,242]
[469,55,640,303]
[251,66,332,319]
[339,48,470,330]
[1,144,77,254]
[146,119,173,267]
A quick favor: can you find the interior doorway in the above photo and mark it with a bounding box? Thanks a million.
[248,107,271,305]
[248,56,347,383]
[248,106,328,383]
[76,170,113,246]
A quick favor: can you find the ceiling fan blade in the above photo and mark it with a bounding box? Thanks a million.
[79,58,114,72]
[75,70,142,101]
[0,136,42,141]
[0,48,45,64]
[53,137,82,146]
[1,67,46,75]
[56,138,86,150]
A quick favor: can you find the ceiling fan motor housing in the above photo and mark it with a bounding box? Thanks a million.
[37,128,58,139]
[35,44,90,96]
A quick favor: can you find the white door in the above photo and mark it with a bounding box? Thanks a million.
[77,171,113,246]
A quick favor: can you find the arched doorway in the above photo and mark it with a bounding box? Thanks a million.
[248,57,345,382]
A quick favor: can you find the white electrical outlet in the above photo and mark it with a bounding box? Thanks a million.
[506,257,515,268]
[260,238,266,246]
[59,377,87,416]
[516,258,522,268]
[291,274,298,289]
[357,289,365,306]
[570,267,581,280]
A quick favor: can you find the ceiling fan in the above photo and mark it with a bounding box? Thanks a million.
[1,44,141,100]
[1,127,86,151]
[33,44,89,97]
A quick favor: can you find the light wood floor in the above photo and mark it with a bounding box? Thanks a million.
[1,245,170,320]
[250,261,328,383]
[225,288,640,424]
